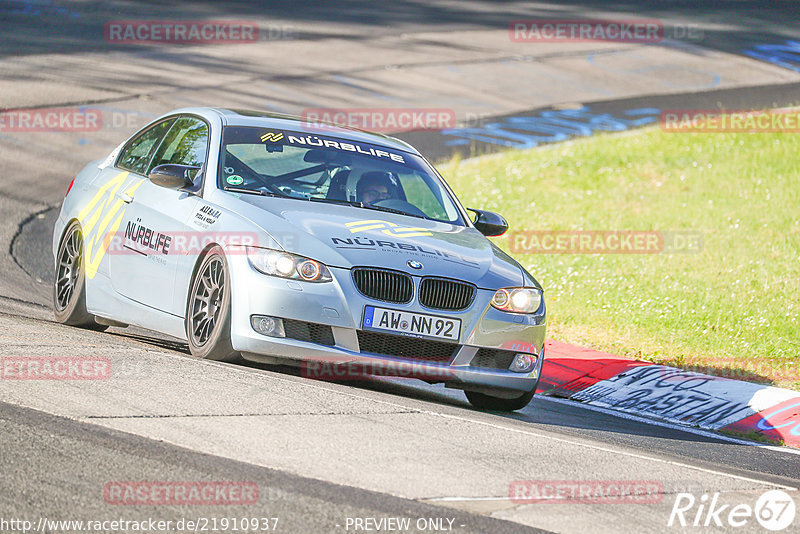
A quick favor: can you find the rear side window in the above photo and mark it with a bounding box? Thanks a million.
[117,119,175,175]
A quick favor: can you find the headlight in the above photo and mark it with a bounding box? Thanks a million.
[246,247,332,282]
[491,287,542,314]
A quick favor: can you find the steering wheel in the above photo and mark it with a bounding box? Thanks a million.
[372,199,428,218]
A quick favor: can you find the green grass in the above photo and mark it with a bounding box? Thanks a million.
[439,127,800,390]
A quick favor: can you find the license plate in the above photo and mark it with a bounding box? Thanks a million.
[363,306,461,341]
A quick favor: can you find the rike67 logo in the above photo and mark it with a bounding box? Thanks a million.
[669,489,796,531]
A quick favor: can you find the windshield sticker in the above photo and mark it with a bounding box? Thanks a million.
[285,135,405,163]
[346,219,433,238]
[260,131,284,142]
[226,175,244,185]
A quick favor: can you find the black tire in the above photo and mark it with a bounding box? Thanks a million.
[465,388,536,412]
[186,246,240,362]
[53,221,107,331]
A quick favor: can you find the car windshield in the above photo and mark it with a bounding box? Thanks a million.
[218,126,465,224]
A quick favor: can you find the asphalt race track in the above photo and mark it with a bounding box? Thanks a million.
[2,1,800,533]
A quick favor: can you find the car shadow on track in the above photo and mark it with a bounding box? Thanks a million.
[103,328,190,353]
[97,328,757,449]
[237,359,744,448]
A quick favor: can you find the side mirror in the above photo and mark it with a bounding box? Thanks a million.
[148,164,199,189]
[468,208,508,237]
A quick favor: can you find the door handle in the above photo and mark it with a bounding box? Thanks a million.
[117,192,133,204]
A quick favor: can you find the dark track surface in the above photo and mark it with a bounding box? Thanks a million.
[0,401,546,533]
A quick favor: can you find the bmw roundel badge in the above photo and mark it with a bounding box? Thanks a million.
[407,260,423,270]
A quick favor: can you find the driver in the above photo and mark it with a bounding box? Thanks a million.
[355,171,399,205]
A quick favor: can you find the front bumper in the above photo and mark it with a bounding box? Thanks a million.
[228,255,546,394]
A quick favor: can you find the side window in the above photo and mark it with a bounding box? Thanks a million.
[148,117,209,182]
[116,119,175,175]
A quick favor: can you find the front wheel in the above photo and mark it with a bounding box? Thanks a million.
[186,247,240,362]
[465,388,536,412]
[53,221,106,330]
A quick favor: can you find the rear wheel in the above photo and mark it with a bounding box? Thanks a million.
[186,247,240,362]
[465,388,536,412]
[53,221,106,330]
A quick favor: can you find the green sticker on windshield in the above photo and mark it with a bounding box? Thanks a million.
[226,175,244,186]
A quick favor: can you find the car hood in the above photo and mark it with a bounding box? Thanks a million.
[239,196,524,288]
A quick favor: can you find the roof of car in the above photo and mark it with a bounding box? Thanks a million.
[207,107,419,154]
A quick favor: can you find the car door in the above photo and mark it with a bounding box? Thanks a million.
[109,115,209,315]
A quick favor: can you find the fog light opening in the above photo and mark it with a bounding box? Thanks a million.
[510,353,536,373]
[251,315,285,337]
